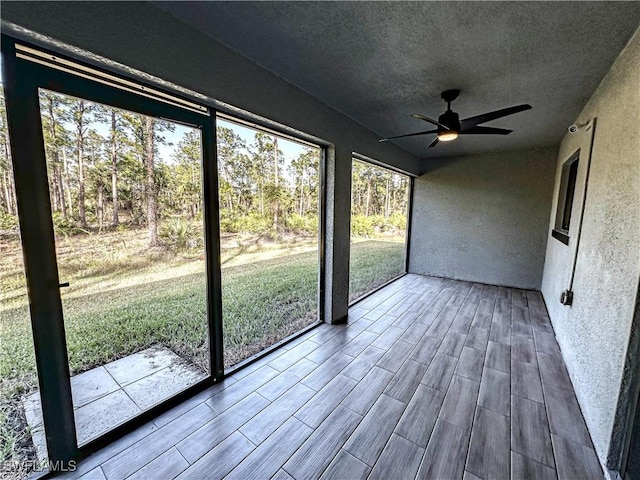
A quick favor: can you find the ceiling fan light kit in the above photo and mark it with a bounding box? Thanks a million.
[379,89,531,148]
[438,131,458,142]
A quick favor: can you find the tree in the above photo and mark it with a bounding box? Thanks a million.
[216,126,249,214]
[272,137,279,231]
[290,148,319,217]
[85,129,109,231]
[171,130,202,218]
[0,86,16,217]
[40,90,73,219]
[69,98,94,227]
[251,132,285,232]
[350,159,410,235]
[144,116,158,246]
[107,109,129,226]
[120,112,173,244]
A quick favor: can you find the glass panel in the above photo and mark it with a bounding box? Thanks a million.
[217,117,321,370]
[561,158,579,231]
[349,159,410,303]
[1,84,49,477]
[37,89,208,445]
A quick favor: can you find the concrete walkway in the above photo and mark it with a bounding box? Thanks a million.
[23,346,205,461]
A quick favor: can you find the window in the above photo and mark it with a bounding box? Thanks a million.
[552,151,579,245]
[349,158,410,303]
[216,115,322,370]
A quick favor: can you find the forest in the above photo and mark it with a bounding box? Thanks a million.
[0,88,409,244]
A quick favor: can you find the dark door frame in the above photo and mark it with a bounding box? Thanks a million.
[608,276,640,479]
[1,35,223,467]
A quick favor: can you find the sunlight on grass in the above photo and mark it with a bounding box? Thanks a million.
[0,236,404,390]
[349,239,406,303]
[0,231,403,467]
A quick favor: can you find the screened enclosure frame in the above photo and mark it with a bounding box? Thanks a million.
[348,153,415,306]
[1,34,327,469]
[1,35,223,465]
[214,112,327,376]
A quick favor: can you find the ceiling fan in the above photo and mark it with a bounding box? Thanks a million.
[379,89,531,148]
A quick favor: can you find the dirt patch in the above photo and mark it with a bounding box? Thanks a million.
[1,396,38,480]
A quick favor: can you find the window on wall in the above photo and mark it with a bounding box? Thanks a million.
[349,158,410,303]
[552,151,579,245]
[216,115,322,370]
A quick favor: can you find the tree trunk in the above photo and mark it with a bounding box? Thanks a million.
[62,148,73,219]
[51,171,59,212]
[299,175,305,216]
[222,164,234,213]
[1,134,15,215]
[273,137,279,232]
[2,170,13,215]
[56,165,67,219]
[111,111,119,226]
[77,101,87,227]
[97,184,104,232]
[144,116,158,247]
[77,142,86,226]
[191,163,199,219]
[259,177,264,216]
[385,176,391,218]
[365,181,371,217]
[227,192,233,212]
[46,98,67,218]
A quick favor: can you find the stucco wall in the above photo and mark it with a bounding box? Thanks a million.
[1,1,422,324]
[409,147,557,290]
[541,27,640,467]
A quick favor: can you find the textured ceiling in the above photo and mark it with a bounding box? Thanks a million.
[153,1,640,159]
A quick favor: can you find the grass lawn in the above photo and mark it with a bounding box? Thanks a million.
[349,239,406,303]
[0,232,404,466]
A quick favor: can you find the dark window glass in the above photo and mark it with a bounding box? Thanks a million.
[561,158,579,231]
[553,152,580,245]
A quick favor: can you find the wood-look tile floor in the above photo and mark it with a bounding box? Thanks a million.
[61,275,604,480]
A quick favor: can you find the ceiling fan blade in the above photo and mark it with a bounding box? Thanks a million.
[460,126,513,135]
[411,114,450,130]
[428,138,439,148]
[461,104,532,129]
[378,129,438,142]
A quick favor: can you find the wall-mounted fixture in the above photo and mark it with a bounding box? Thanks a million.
[568,120,592,134]
[559,117,597,307]
[560,289,574,305]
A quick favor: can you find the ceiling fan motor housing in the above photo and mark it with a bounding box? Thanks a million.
[439,110,460,132]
